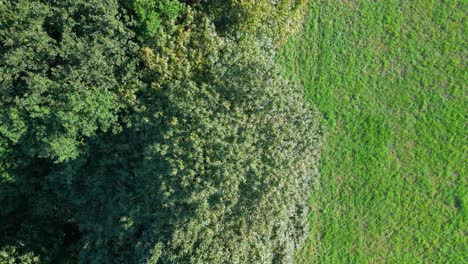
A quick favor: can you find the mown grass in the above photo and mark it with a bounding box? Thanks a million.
[277,0,467,262]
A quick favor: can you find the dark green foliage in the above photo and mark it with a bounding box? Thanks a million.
[0,1,320,263]
[0,0,140,261]
[0,0,140,162]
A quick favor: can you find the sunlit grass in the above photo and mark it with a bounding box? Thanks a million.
[278,0,467,262]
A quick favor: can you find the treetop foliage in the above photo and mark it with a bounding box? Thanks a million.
[0,0,140,162]
[0,0,320,263]
[198,0,308,46]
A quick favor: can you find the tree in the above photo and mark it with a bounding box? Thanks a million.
[139,42,321,263]
[0,1,320,263]
[69,14,321,261]
[0,0,140,261]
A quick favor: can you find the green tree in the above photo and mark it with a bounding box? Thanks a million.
[0,1,320,263]
[0,0,140,261]
[87,14,321,261]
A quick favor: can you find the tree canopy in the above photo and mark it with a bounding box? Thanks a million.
[0,1,320,263]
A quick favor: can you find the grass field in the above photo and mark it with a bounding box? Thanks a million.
[277,1,467,262]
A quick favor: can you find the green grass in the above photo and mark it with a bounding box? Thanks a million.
[277,0,467,262]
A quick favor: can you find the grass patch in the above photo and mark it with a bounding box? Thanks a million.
[277,0,467,262]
